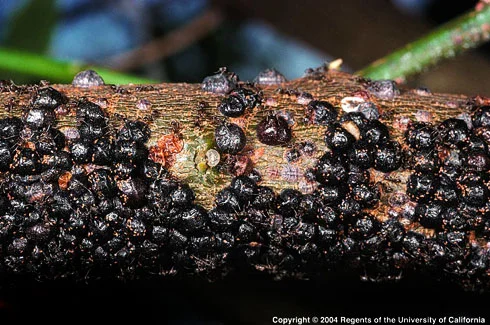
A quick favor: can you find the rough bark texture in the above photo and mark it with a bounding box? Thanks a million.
[0,70,480,213]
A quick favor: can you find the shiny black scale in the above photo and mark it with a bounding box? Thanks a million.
[78,123,106,142]
[117,177,148,208]
[340,112,369,130]
[338,196,362,221]
[76,101,107,126]
[92,137,114,165]
[434,184,459,207]
[256,114,291,146]
[373,140,403,172]
[462,135,487,153]
[170,184,195,207]
[11,147,40,175]
[410,150,440,173]
[278,189,303,218]
[298,194,320,220]
[88,169,117,198]
[415,202,445,229]
[0,141,12,171]
[208,208,236,231]
[351,183,380,208]
[0,117,23,145]
[405,122,436,150]
[230,176,257,203]
[464,151,490,172]
[441,208,467,231]
[346,165,371,186]
[348,141,373,169]
[306,100,337,125]
[117,120,151,143]
[315,185,344,205]
[314,152,349,185]
[24,108,56,130]
[35,128,65,154]
[70,141,92,164]
[458,177,488,207]
[471,106,490,128]
[215,187,242,212]
[114,140,148,163]
[361,120,389,146]
[251,186,276,210]
[214,122,246,154]
[350,213,380,240]
[437,118,469,147]
[218,94,247,117]
[176,205,208,234]
[31,87,65,109]
[324,123,355,152]
[406,172,438,203]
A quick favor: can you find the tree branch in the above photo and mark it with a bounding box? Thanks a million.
[0,70,475,210]
[0,69,488,289]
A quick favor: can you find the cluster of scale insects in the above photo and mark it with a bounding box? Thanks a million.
[402,108,490,288]
[206,71,490,288]
[0,71,487,290]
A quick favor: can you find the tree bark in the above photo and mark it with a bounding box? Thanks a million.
[0,70,481,215]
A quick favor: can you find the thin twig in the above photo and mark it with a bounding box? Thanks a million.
[357,1,490,82]
[107,8,224,71]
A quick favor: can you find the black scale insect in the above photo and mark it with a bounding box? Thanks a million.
[218,88,261,118]
[201,67,238,95]
[254,68,287,85]
[306,100,337,125]
[214,122,246,154]
[256,113,292,146]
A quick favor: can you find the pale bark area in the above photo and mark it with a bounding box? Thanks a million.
[0,70,482,215]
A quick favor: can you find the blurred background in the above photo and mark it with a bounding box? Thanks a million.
[0,0,490,95]
[1,1,490,323]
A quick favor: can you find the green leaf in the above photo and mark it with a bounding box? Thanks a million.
[0,48,158,84]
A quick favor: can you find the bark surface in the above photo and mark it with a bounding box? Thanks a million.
[0,70,478,213]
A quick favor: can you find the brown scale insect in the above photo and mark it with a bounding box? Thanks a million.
[226,154,252,176]
[194,101,207,129]
[134,85,156,92]
[149,133,184,167]
[275,110,295,126]
[110,85,130,94]
[58,171,72,190]
[171,120,182,137]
